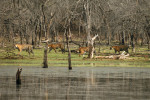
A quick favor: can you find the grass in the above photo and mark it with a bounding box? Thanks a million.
[0,45,150,67]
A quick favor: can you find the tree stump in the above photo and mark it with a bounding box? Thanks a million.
[16,68,22,85]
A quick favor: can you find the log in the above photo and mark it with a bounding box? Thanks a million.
[16,68,22,85]
[95,51,130,60]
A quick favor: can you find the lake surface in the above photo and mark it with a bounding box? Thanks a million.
[0,66,150,100]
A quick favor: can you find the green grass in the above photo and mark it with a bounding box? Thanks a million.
[0,45,150,67]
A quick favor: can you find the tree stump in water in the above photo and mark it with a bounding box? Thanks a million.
[16,68,22,85]
[43,43,48,68]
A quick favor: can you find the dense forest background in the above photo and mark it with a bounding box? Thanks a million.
[0,0,150,50]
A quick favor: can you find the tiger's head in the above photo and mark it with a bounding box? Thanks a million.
[15,44,18,48]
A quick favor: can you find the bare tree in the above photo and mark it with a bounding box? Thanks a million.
[1,0,150,52]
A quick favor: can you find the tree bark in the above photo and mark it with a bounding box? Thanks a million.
[43,43,48,68]
[88,34,98,58]
[42,4,48,68]
[146,33,150,50]
[34,24,38,47]
[148,40,150,50]
[107,22,111,45]
[131,33,135,53]
[65,26,72,70]
[84,0,91,46]
[121,31,125,45]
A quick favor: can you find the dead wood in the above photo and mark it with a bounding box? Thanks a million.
[95,51,130,60]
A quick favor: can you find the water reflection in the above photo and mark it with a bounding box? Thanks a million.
[0,66,150,100]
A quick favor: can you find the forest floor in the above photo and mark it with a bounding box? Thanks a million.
[0,44,150,67]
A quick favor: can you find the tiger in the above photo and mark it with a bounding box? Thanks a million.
[110,45,129,54]
[15,44,34,55]
[78,47,90,57]
[48,43,65,53]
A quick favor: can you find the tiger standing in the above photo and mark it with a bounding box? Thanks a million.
[48,43,65,53]
[15,44,34,55]
[78,47,90,57]
[110,45,129,54]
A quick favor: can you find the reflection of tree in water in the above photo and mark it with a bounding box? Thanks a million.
[66,75,71,100]
[1,67,150,100]
[44,77,48,100]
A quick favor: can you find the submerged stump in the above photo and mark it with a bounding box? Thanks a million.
[16,68,22,85]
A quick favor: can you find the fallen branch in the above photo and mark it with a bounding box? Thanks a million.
[41,39,49,43]
[95,51,130,60]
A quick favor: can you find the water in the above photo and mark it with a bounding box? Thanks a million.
[0,66,150,100]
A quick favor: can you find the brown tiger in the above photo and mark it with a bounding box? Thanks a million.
[110,45,129,54]
[78,47,90,57]
[15,44,34,55]
[48,43,65,53]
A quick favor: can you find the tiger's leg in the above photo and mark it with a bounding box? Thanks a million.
[49,47,53,53]
[79,53,81,57]
[60,45,65,53]
[61,48,65,53]
[31,49,34,56]
[27,47,31,56]
[53,48,57,53]
[28,51,31,56]
[114,50,117,54]
[83,51,86,57]
[61,48,63,53]
[18,48,22,55]
[79,50,81,57]
[79,50,83,57]
[29,47,34,55]
[79,52,82,57]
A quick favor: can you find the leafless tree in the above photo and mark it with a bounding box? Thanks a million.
[0,0,150,52]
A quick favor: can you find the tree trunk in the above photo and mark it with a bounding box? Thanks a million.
[38,21,42,46]
[84,0,94,58]
[84,0,98,58]
[43,43,48,68]
[42,5,47,40]
[63,32,66,50]
[34,24,38,47]
[119,32,122,44]
[140,34,144,46]
[88,45,94,58]
[16,68,22,85]
[148,40,150,50]
[145,24,150,50]
[20,31,23,44]
[66,27,72,70]
[97,35,101,54]
[88,34,98,58]
[42,4,48,68]
[131,34,135,53]
[78,18,81,37]
[107,23,111,45]
[121,31,125,45]
[147,36,150,50]
[25,24,29,44]
[12,25,15,45]
[128,33,131,46]
[32,32,35,48]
